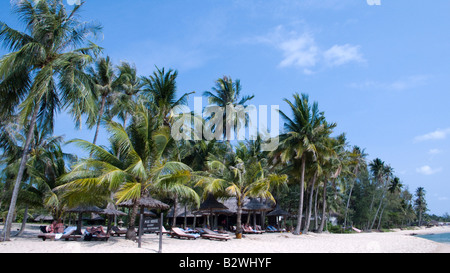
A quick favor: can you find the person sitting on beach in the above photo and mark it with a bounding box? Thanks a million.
[46,221,57,233]
[54,219,65,233]
[86,226,106,235]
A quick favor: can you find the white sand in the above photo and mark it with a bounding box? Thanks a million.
[0,224,449,253]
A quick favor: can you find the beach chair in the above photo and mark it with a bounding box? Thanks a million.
[200,228,231,241]
[243,225,262,234]
[111,226,127,237]
[155,226,171,236]
[170,227,200,240]
[84,226,110,241]
[38,227,81,241]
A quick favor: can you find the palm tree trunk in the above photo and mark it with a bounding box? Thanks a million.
[236,199,243,238]
[127,201,139,241]
[318,178,328,233]
[14,205,29,237]
[1,104,40,242]
[314,183,320,231]
[303,173,317,234]
[294,156,306,235]
[370,186,387,230]
[92,96,106,146]
[343,181,355,230]
[172,194,178,227]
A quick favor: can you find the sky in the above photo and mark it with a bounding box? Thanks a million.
[1,0,449,216]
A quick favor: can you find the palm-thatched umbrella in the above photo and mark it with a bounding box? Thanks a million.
[267,204,290,229]
[67,205,104,234]
[118,196,169,247]
[100,203,127,233]
[197,194,228,229]
[242,199,272,231]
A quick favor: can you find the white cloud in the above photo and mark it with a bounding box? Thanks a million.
[323,44,365,67]
[416,165,442,175]
[254,26,364,74]
[414,128,450,142]
[429,149,443,155]
[349,75,430,91]
[278,33,319,68]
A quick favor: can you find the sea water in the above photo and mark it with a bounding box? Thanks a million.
[417,233,450,244]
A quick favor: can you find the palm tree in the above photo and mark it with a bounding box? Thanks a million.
[0,0,101,241]
[141,67,194,126]
[203,76,254,142]
[368,159,393,230]
[87,56,118,146]
[343,146,367,229]
[110,61,143,128]
[58,103,196,240]
[273,93,335,235]
[414,187,427,226]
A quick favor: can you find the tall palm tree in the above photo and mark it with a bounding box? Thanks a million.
[368,158,393,230]
[58,102,196,240]
[414,187,427,226]
[87,56,118,146]
[141,67,194,126]
[343,146,367,229]
[273,93,335,235]
[203,76,254,142]
[0,0,101,241]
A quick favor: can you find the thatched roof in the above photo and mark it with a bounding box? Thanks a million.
[242,198,272,212]
[33,215,54,222]
[67,205,103,213]
[266,205,290,216]
[118,196,170,210]
[167,206,202,218]
[198,194,228,211]
[101,203,127,216]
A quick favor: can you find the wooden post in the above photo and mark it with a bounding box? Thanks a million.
[158,213,163,253]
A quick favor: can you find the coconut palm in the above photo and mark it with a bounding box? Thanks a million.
[414,187,427,226]
[86,56,119,146]
[0,0,101,241]
[141,67,194,126]
[273,93,335,235]
[203,76,254,142]
[58,102,196,240]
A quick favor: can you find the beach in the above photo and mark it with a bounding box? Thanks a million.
[1,224,449,253]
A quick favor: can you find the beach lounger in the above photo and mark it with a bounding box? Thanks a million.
[38,227,81,241]
[111,226,127,237]
[155,226,171,236]
[200,228,231,241]
[84,226,110,241]
[243,226,262,234]
[170,227,200,240]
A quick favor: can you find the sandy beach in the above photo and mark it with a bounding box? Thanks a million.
[1,224,449,253]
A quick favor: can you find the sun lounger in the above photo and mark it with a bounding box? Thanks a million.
[352,227,362,233]
[84,226,110,241]
[38,227,81,241]
[170,227,200,240]
[155,226,171,235]
[243,226,262,234]
[111,226,127,237]
[200,228,231,241]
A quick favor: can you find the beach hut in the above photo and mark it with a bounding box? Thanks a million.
[267,204,290,229]
[242,198,272,231]
[197,193,229,229]
[67,205,104,235]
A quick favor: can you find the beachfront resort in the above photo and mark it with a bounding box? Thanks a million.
[1,1,450,254]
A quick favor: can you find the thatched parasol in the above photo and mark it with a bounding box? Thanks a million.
[198,194,228,229]
[243,199,272,230]
[267,204,290,229]
[118,196,170,210]
[100,203,127,232]
[118,196,169,248]
[67,205,104,234]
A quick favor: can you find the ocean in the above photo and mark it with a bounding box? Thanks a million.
[417,233,450,244]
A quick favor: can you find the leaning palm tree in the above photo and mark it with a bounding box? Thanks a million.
[272,93,335,235]
[0,0,101,240]
[203,76,255,142]
[58,102,196,240]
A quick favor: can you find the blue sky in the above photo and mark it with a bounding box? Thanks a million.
[1,0,449,215]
